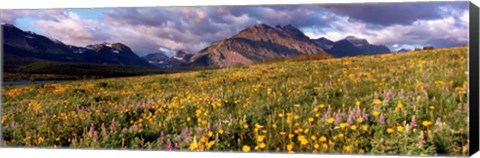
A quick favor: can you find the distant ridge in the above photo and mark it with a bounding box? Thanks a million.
[313,36,391,57]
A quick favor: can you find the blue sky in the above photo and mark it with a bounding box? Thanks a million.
[0,2,470,56]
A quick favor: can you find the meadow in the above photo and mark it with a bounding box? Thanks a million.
[1,47,469,156]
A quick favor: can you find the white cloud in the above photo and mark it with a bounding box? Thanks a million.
[304,12,468,49]
[32,11,109,47]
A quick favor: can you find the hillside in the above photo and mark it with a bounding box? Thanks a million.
[1,47,468,155]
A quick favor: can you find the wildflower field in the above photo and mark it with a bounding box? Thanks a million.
[1,47,469,156]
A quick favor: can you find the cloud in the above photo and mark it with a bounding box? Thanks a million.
[32,11,110,47]
[318,2,469,26]
[102,5,341,55]
[2,2,469,56]
[102,7,257,55]
[0,10,62,24]
[305,10,469,50]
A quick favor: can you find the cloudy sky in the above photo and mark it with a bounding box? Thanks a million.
[0,2,469,56]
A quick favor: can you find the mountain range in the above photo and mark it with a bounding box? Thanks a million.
[312,36,391,58]
[3,24,153,70]
[3,23,394,70]
[142,49,193,68]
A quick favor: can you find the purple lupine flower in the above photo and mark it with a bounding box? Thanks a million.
[110,119,116,129]
[101,123,107,137]
[326,105,332,116]
[158,131,165,146]
[182,128,190,139]
[417,131,425,147]
[93,130,98,141]
[410,116,417,128]
[436,117,442,124]
[89,123,95,134]
[196,127,203,138]
[347,115,353,125]
[182,128,190,144]
[362,111,369,122]
[166,139,173,150]
[334,114,342,124]
[378,113,385,124]
[354,108,361,118]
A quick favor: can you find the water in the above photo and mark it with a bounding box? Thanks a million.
[2,80,68,86]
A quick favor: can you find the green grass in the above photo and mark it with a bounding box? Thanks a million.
[1,47,468,156]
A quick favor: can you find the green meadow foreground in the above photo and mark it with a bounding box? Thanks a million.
[2,47,468,156]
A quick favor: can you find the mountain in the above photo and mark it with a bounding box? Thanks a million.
[142,49,193,68]
[2,24,153,70]
[396,48,411,53]
[142,52,169,65]
[312,37,335,51]
[84,42,152,67]
[189,24,331,68]
[318,36,391,58]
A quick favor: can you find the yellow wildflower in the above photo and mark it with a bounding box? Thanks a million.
[242,145,251,152]
[318,104,325,108]
[287,144,294,151]
[397,102,403,109]
[288,134,295,139]
[257,135,265,142]
[387,128,394,133]
[361,125,369,131]
[350,125,357,131]
[327,117,335,124]
[356,117,363,123]
[422,120,432,127]
[189,142,198,150]
[397,125,404,132]
[373,99,382,105]
[322,143,328,150]
[258,143,266,149]
[319,136,327,142]
[219,129,224,134]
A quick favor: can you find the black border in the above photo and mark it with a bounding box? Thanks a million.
[469,1,480,156]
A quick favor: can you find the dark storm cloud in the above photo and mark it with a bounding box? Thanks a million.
[319,2,469,26]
